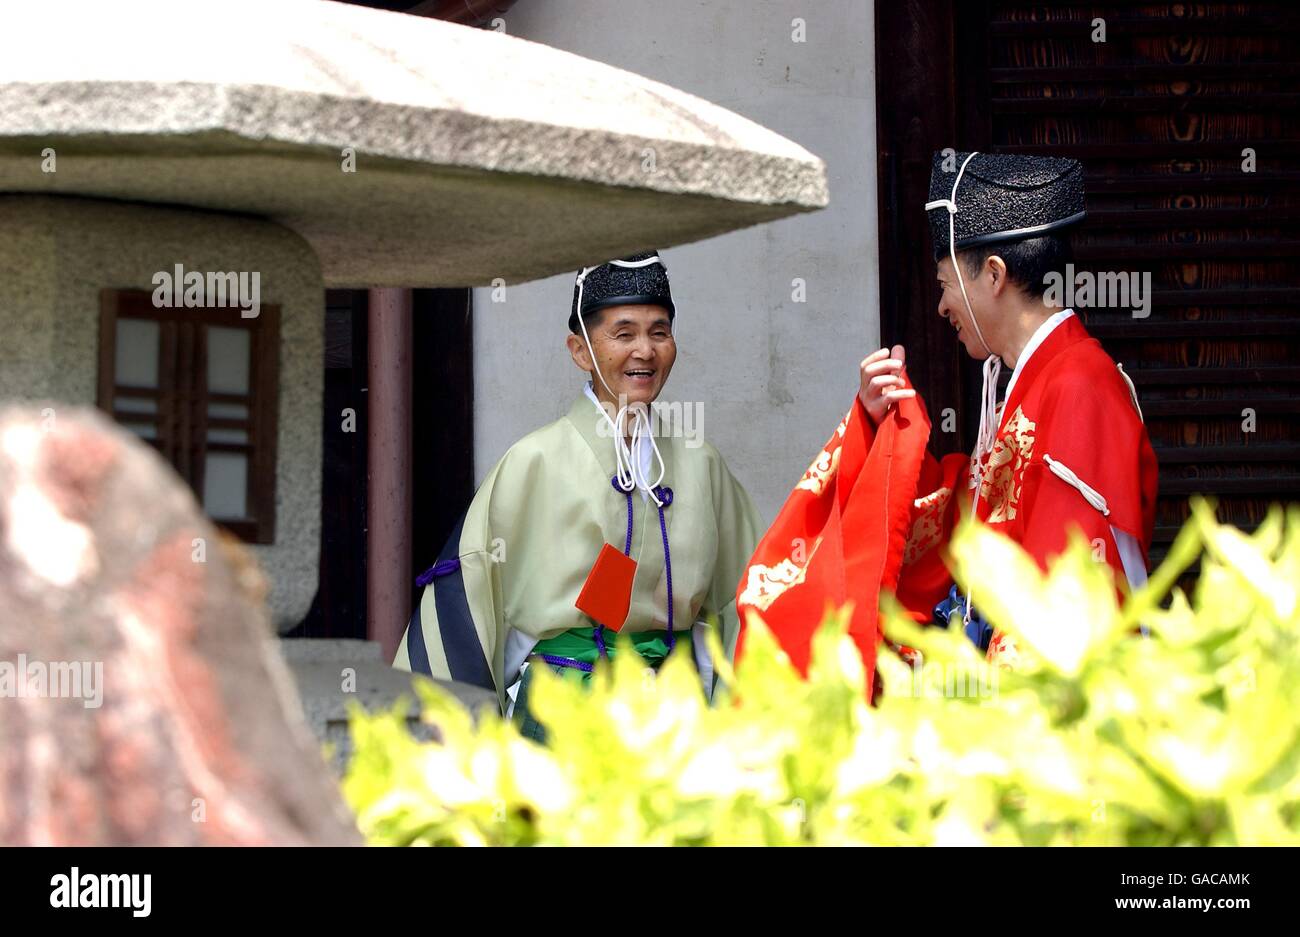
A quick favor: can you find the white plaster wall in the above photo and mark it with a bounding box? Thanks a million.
[473,0,879,522]
[0,195,323,630]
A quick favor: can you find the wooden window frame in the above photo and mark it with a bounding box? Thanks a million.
[96,289,280,544]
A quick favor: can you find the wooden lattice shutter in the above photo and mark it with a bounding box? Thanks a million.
[878,0,1300,569]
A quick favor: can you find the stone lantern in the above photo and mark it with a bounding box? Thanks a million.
[0,0,827,841]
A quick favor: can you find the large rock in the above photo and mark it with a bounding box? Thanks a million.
[0,405,360,845]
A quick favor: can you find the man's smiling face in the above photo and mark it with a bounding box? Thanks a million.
[936,256,991,359]
[568,303,676,407]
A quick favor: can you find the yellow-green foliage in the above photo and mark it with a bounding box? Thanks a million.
[341,499,1300,845]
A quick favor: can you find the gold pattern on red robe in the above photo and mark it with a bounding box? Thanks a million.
[795,415,848,497]
[904,485,953,565]
[978,405,1036,524]
[737,536,823,612]
[797,446,841,497]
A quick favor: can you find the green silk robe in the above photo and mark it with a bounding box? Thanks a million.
[392,391,763,711]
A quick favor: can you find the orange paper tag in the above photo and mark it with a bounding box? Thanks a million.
[575,543,637,632]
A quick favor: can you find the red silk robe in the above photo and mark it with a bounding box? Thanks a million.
[734,379,932,699]
[737,314,1158,685]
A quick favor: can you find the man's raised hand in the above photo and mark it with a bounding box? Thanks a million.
[858,344,916,426]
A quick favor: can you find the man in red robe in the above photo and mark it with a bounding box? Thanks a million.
[738,151,1158,678]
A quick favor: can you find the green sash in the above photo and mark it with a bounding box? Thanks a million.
[532,626,678,676]
[513,627,684,740]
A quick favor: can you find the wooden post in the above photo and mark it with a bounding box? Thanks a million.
[367,287,413,663]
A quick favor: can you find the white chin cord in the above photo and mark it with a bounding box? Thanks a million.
[574,256,669,506]
[925,152,1003,630]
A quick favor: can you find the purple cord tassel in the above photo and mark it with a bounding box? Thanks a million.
[538,654,594,674]
[415,557,461,587]
[654,486,675,654]
[597,476,637,660]
[593,478,675,661]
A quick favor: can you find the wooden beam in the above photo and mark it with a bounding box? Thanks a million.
[367,287,413,664]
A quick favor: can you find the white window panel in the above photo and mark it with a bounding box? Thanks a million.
[114,318,160,388]
[121,421,157,440]
[203,451,248,519]
[207,326,251,395]
[115,396,158,414]
[208,402,250,419]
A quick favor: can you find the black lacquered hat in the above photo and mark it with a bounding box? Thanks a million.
[569,251,674,333]
[925,151,1086,260]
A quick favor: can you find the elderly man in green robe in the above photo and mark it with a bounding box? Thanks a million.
[392,252,762,737]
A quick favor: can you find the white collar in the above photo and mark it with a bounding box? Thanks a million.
[1004,309,1074,405]
[583,382,654,501]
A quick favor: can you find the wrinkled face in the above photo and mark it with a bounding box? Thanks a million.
[935,256,991,359]
[573,303,676,407]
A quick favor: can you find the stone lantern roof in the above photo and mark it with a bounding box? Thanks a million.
[0,0,828,287]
